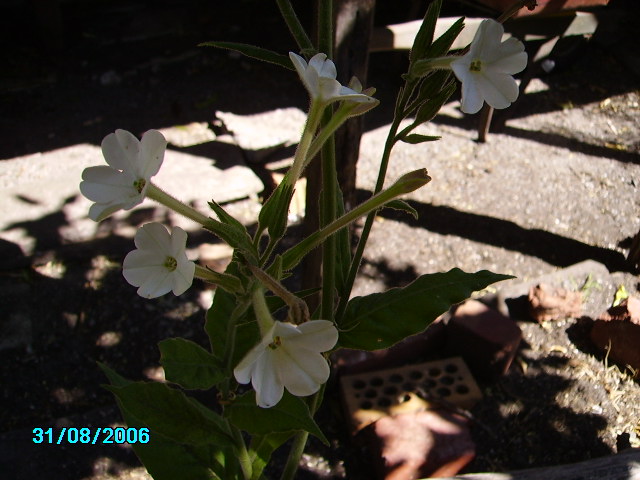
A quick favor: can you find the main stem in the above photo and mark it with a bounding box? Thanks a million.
[336,115,402,320]
[281,2,334,479]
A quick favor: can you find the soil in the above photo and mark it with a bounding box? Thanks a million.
[1,1,639,479]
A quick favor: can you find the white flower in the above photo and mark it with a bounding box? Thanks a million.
[80,129,167,221]
[234,320,339,408]
[122,223,195,298]
[451,19,527,114]
[289,52,376,105]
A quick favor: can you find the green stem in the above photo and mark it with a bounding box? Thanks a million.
[281,169,428,272]
[335,115,403,320]
[146,183,211,226]
[320,108,337,322]
[317,0,336,321]
[286,100,325,187]
[276,0,314,54]
[279,387,324,480]
[306,108,350,163]
[229,421,253,480]
[252,285,275,335]
[194,265,243,294]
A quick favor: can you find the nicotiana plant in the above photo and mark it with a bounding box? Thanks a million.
[81,1,529,479]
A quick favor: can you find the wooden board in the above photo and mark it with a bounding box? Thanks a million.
[425,448,640,480]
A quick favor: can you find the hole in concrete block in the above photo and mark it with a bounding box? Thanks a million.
[370,376,384,387]
[383,386,398,395]
[436,387,451,397]
[440,375,455,385]
[445,363,458,373]
[352,379,366,389]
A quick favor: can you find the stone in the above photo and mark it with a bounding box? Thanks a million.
[445,300,522,380]
[366,409,475,480]
[590,296,640,371]
[528,283,583,323]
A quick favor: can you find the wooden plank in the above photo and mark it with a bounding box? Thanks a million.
[369,12,598,52]
[423,448,640,480]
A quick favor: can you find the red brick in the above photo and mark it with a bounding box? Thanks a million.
[445,300,522,380]
[366,409,475,480]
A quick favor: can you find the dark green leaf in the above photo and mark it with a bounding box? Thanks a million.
[414,81,456,125]
[409,0,442,64]
[199,41,293,70]
[205,217,256,261]
[105,381,233,446]
[258,180,295,241]
[249,432,294,480]
[339,269,514,350]
[226,391,328,444]
[98,363,223,480]
[400,134,441,144]
[426,17,465,57]
[159,338,224,390]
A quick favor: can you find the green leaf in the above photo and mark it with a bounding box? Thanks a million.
[199,41,293,70]
[205,206,256,260]
[159,338,224,390]
[426,16,465,58]
[98,363,223,480]
[258,180,295,241]
[400,134,441,144]
[226,391,328,445]
[248,432,294,480]
[413,81,456,125]
[105,381,233,446]
[409,0,442,64]
[339,269,514,350]
[383,199,419,219]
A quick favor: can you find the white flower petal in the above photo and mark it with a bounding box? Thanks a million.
[88,202,126,222]
[489,50,528,75]
[80,166,139,203]
[136,269,174,298]
[477,72,519,109]
[277,348,329,396]
[292,320,339,352]
[123,250,165,285]
[171,260,195,295]
[101,130,140,172]
[253,352,284,408]
[134,223,172,252]
[234,338,269,384]
[139,129,167,179]
[459,73,485,114]
[308,53,336,79]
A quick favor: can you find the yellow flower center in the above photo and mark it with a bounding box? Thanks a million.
[469,60,482,72]
[164,256,177,272]
[133,178,146,193]
[268,336,282,350]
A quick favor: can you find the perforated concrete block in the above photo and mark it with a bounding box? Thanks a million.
[340,357,482,433]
